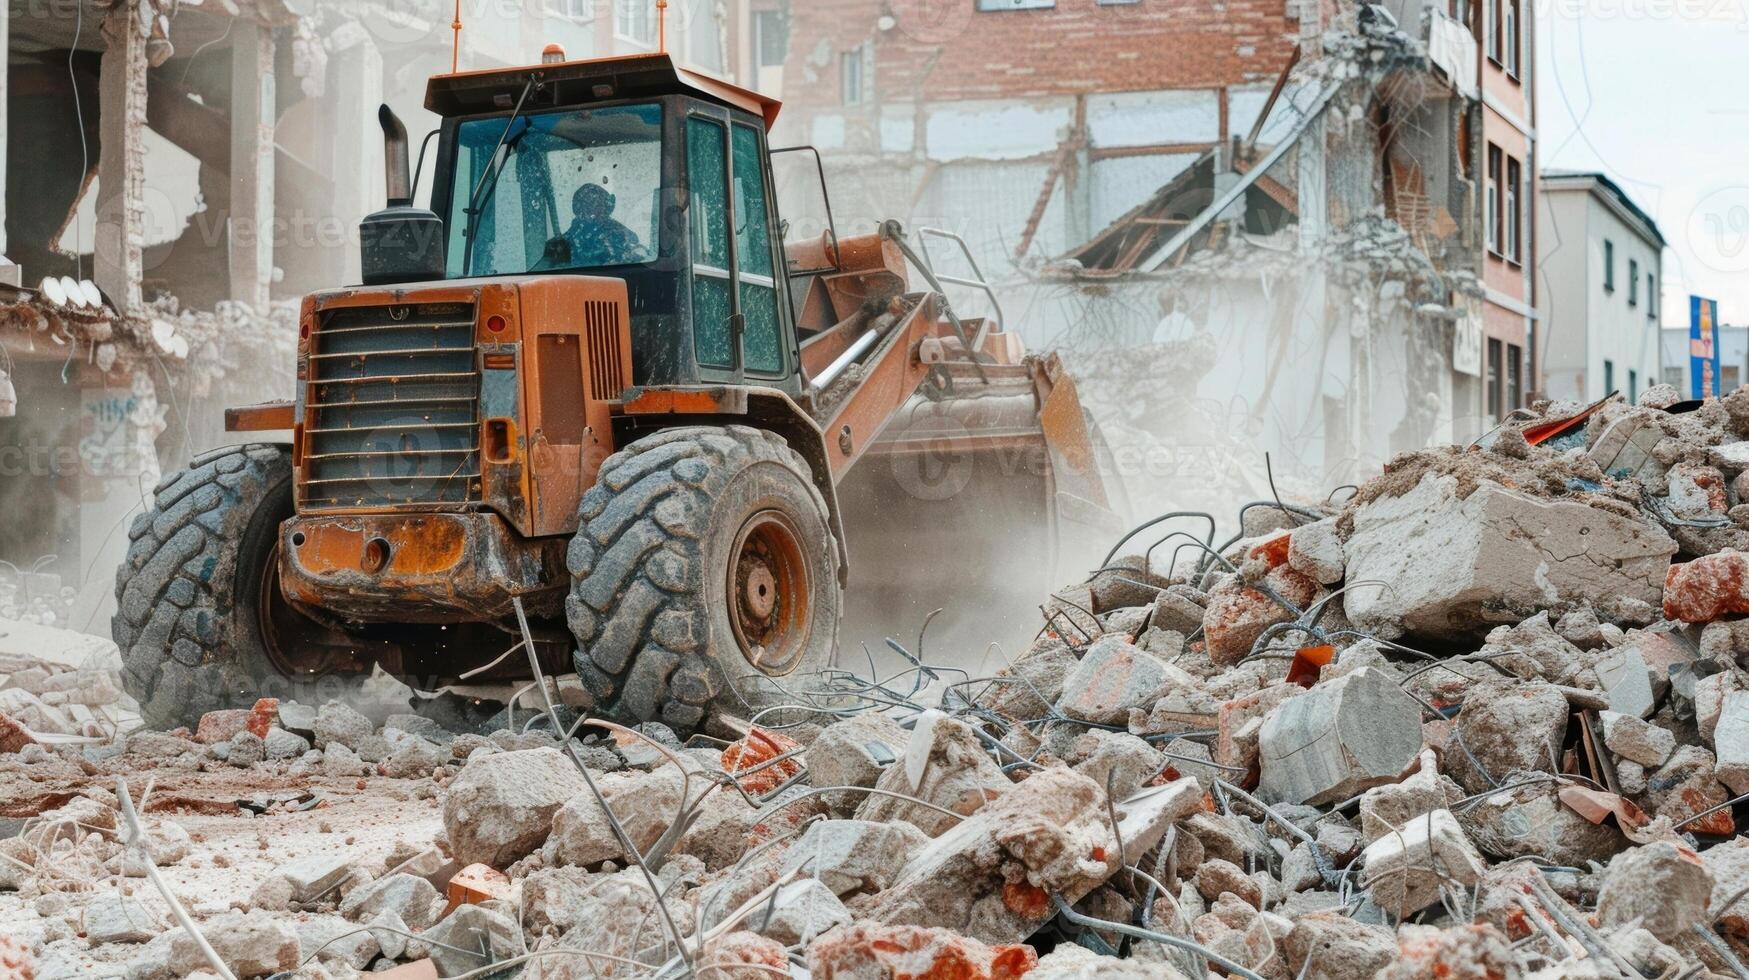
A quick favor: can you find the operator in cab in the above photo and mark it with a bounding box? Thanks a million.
[565,183,642,267]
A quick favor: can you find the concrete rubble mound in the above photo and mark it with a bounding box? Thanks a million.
[9,392,1749,978]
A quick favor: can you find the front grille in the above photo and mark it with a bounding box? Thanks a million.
[302,302,480,509]
[583,300,628,400]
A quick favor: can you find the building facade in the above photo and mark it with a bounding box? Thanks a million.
[1538,171,1665,406]
[1471,0,1537,425]
[1662,325,1748,398]
[765,0,1305,275]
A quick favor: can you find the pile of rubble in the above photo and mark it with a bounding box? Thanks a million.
[7,385,1749,978]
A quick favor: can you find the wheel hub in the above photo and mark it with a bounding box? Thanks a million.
[727,510,811,675]
[741,563,779,621]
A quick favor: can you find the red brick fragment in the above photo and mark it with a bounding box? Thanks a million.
[0,712,36,754]
[1203,564,1318,666]
[722,727,804,795]
[1248,531,1292,569]
[194,709,253,744]
[806,924,1036,980]
[1664,551,1749,623]
[700,931,789,979]
[247,698,279,738]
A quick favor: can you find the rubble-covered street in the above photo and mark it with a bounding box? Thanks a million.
[7,385,1749,978]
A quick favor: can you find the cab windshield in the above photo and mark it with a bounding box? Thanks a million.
[446,102,663,278]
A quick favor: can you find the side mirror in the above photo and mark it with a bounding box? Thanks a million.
[360,105,445,286]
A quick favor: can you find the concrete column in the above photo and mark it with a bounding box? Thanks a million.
[0,3,9,259]
[95,4,149,313]
[325,33,383,287]
[229,19,276,310]
[1297,114,1327,249]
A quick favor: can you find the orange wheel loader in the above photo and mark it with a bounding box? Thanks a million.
[112,52,1122,734]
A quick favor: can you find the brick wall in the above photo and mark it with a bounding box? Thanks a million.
[782,0,1300,109]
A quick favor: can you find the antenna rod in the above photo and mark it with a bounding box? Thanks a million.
[451,0,462,73]
[658,0,668,53]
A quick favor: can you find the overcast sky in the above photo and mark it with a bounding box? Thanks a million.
[1536,1,1749,327]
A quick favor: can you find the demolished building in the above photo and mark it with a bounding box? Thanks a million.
[769,0,1535,514]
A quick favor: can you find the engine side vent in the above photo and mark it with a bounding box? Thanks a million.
[584,300,627,401]
[302,302,480,509]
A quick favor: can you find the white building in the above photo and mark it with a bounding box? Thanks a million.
[1537,170,1665,405]
[1661,325,1749,398]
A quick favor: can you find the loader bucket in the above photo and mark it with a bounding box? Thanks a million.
[836,356,1124,675]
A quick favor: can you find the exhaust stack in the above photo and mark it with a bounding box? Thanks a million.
[358,103,444,286]
[380,105,413,207]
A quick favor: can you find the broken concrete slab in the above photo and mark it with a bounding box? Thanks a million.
[805,713,905,814]
[1344,473,1675,640]
[1713,690,1749,794]
[1600,710,1677,767]
[855,712,1011,836]
[862,766,1119,945]
[1288,518,1346,586]
[1256,666,1424,806]
[441,747,586,868]
[1359,809,1487,917]
[779,819,930,897]
[1056,636,1197,725]
[1442,680,1570,794]
[166,910,298,978]
[1597,840,1714,942]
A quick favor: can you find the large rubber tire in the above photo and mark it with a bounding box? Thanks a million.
[113,445,309,730]
[566,425,841,733]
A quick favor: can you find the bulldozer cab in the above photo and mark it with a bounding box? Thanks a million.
[420,54,805,399]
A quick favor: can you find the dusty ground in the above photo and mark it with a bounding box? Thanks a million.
[0,756,441,976]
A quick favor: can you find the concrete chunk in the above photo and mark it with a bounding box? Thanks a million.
[1359,809,1487,917]
[1056,636,1196,725]
[1665,550,1749,623]
[864,767,1118,946]
[338,872,442,931]
[1600,711,1676,767]
[83,894,158,945]
[167,910,298,978]
[754,879,852,946]
[805,713,905,814]
[441,747,586,867]
[1256,667,1424,806]
[1442,681,1569,794]
[1344,474,1675,639]
[854,712,1011,836]
[1288,518,1346,585]
[1714,691,1749,795]
[1114,778,1205,866]
[779,819,930,896]
[1597,841,1714,942]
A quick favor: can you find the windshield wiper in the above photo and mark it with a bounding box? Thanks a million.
[460,79,536,276]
